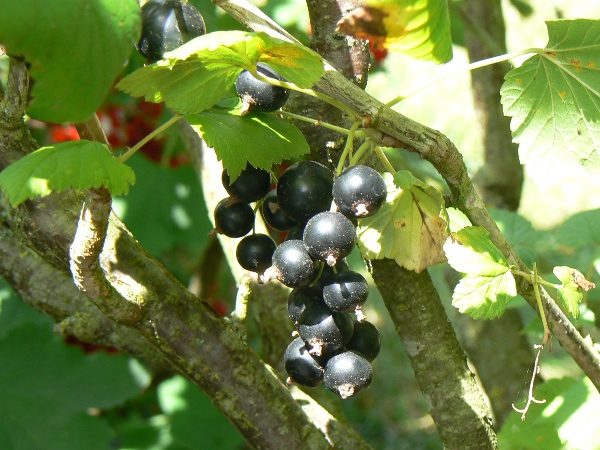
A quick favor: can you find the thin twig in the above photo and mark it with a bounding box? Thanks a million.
[512,344,546,420]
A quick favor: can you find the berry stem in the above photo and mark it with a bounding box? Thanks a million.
[349,140,372,166]
[336,120,362,175]
[385,47,542,108]
[373,146,396,173]
[118,114,182,163]
[278,110,359,136]
[251,70,357,117]
[512,269,561,290]
[533,263,551,346]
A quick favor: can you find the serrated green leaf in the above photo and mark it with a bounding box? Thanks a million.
[357,171,448,272]
[443,226,517,319]
[117,31,324,115]
[0,140,135,206]
[337,0,452,63]
[443,226,511,276]
[501,19,600,172]
[553,266,595,318]
[0,0,140,122]
[186,109,310,179]
[452,271,517,319]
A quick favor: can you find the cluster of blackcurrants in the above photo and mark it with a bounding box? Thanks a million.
[215,159,388,398]
[137,0,389,399]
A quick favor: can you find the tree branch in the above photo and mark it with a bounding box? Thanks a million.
[214,0,600,392]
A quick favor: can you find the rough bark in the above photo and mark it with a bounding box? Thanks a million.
[214,0,600,394]
[453,0,533,426]
[372,261,497,450]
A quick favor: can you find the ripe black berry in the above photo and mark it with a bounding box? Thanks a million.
[322,270,369,312]
[138,0,206,63]
[287,286,323,324]
[285,224,305,241]
[333,165,387,218]
[324,351,372,399]
[346,321,381,361]
[261,189,296,231]
[270,240,318,288]
[298,301,354,357]
[277,161,334,224]
[235,63,290,113]
[214,197,254,238]
[318,259,350,287]
[222,165,271,203]
[303,212,356,266]
[236,234,276,274]
[284,337,324,387]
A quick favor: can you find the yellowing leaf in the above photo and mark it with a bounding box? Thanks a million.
[357,171,448,272]
[336,0,452,63]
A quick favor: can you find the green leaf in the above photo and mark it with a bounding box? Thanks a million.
[0,140,135,206]
[491,208,538,265]
[357,171,448,272]
[0,0,140,122]
[186,109,310,179]
[443,226,518,318]
[158,376,244,448]
[555,208,600,248]
[499,377,600,450]
[337,0,453,63]
[0,278,50,340]
[0,323,150,450]
[117,31,324,114]
[553,266,595,318]
[501,20,600,172]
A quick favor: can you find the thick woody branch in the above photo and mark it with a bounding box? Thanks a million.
[213,0,600,391]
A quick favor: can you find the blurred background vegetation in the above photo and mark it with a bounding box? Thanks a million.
[1,0,599,449]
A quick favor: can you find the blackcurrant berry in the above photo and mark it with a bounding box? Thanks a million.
[261,189,296,231]
[270,240,318,288]
[236,233,276,274]
[277,161,334,224]
[346,321,381,361]
[322,270,369,312]
[287,286,323,324]
[333,165,387,218]
[138,0,206,63]
[284,337,324,387]
[214,197,254,238]
[222,165,271,203]
[298,301,354,357]
[235,63,290,113]
[324,351,373,399]
[303,212,356,266]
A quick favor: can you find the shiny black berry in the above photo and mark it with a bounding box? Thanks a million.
[298,301,354,357]
[214,197,254,238]
[261,189,296,231]
[333,165,387,218]
[236,234,276,274]
[318,259,350,287]
[346,321,381,361]
[284,337,324,387]
[322,270,369,312]
[271,240,318,288]
[285,224,305,241]
[222,166,271,203]
[324,351,373,399]
[303,212,356,266]
[236,63,290,113]
[287,286,323,324]
[138,0,206,63]
[277,161,334,224]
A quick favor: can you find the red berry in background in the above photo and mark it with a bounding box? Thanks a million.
[368,40,388,65]
[210,299,229,317]
[50,124,79,142]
